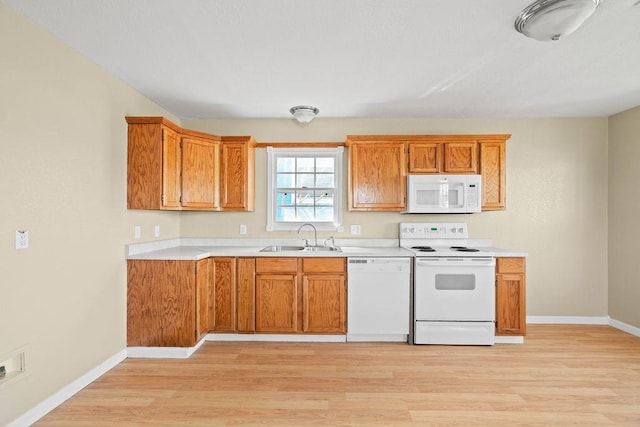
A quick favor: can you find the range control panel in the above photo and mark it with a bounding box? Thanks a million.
[399,222,469,239]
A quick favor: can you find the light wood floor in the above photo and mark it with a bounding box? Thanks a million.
[36,325,640,426]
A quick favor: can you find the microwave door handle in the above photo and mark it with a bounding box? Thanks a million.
[451,183,464,208]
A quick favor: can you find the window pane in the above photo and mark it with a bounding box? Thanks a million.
[296,173,315,188]
[316,158,334,173]
[296,207,315,221]
[315,174,334,188]
[315,207,334,221]
[315,190,334,206]
[276,173,296,188]
[277,157,295,172]
[296,158,314,173]
[276,191,295,206]
[276,207,296,221]
[296,190,315,206]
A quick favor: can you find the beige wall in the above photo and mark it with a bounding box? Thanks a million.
[0,4,180,425]
[608,106,640,328]
[183,117,609,319]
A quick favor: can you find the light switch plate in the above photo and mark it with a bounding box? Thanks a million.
[15,230,29,249]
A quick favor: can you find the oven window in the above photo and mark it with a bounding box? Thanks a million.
[434,274,476,290]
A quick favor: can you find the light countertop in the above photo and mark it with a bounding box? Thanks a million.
[126,238,527,261]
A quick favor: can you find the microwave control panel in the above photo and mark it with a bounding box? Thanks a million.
[399,222,469,239]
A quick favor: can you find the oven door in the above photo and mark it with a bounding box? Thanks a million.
[414,257,495,321]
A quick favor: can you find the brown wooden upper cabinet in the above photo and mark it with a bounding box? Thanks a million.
[220,136,256,211]
[126,117,255,211]
[479,139,507,211]
[347,134,510,211]
[345,136,407,211]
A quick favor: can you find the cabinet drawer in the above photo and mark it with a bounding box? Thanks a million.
[497,257,526,274]
[256,257,298,273]
[302,257,345,273]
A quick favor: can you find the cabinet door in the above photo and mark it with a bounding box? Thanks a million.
[348,141,406,211]
[161,126,182,209]
[255,274,298,333]
[237,258,256,333]
[443,142,477,174]
[220,140,255,211]
[209,258,237,332]
[195,258,211,340]
[408,142,441,173]
[181,136,219,210]
[127,260,196,347]
[479,140,506,211]
[127,122,163,209]
[302,274,346,333]
[496,258,526,336]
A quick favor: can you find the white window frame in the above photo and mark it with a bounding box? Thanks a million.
[266,146,343,231]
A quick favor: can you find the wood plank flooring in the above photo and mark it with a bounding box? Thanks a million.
[36,325,640,426]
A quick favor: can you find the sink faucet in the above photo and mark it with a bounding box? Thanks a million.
[297,223,318,247]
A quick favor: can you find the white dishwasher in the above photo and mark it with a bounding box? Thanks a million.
[347,257,411,342]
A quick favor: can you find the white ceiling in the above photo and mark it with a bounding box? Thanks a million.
[5,0,640,119]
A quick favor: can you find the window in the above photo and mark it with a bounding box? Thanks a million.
[267,147,343,231]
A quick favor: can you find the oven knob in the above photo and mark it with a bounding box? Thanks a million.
[451,228,457,233]
[458,227,464,233]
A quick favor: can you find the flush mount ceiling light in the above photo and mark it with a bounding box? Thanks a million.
[515,0,600,41]
[289,105,319,124]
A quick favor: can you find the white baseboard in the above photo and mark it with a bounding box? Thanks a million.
[527,315,640,338]
[609,318,640,337]
[346,334,408,342]
[7,349,127,427]
[127,338,206,358]
[206,333,347,343]
[494,335,524,344]
[527,315,609,325]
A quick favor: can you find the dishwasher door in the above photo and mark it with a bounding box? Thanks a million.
[347,257,411,342]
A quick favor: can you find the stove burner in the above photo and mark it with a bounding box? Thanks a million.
[450,246,480,252]
[411,246,436,252]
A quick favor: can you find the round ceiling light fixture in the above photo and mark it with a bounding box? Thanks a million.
[515,0,600,41]
[289,105,319,124]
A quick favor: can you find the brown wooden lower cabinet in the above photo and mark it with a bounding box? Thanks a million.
[127,256,348,346]
[209,257,237,332]
[254,257,346,334]
[127,259,209,347]
[301,258,346,333]
[236,258,256,332]
[495,257,527,336]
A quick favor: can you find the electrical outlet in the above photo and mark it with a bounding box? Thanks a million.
[134,226,141,239]
[239,224,247,235]
[15,230,29,249]
[154,225,160,237]
[350,225,361,235]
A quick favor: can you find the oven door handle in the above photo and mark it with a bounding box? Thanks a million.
[416,258,495,267]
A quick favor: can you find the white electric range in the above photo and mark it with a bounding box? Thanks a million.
[400,222,496,345]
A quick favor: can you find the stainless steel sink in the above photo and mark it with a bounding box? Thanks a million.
[302,246,341,252]
[259,245,341,253]
[259,245,306,252]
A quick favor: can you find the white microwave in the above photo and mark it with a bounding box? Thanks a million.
[404,174,482,214]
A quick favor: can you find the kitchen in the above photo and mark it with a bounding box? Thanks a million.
[2,0,640,426]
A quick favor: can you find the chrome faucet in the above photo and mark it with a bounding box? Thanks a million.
[297,223,318,247]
